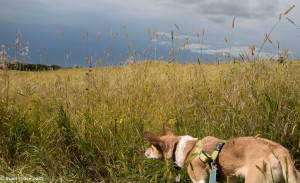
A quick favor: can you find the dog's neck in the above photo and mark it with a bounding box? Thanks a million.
[174,135,198,168]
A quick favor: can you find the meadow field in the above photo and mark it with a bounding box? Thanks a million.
[0,61,299,182]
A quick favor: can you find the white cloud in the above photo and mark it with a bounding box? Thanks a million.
[156,32,192,40]
[186,44,281,59]
[159,41,171,46]
[184,43,209,50]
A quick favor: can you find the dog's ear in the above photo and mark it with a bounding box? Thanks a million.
[143,132,167,150]
[163,122,174,136]
[144,132,160,145]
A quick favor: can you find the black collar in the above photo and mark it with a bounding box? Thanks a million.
[172,142,181,170]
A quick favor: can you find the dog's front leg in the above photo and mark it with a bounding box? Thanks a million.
[190,176,207,183]
[187,164,209,183]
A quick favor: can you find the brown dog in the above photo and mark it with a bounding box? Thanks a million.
[144,123,300,183]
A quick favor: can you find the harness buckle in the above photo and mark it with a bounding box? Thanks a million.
[214,142,225,151]
[211,162,217,170]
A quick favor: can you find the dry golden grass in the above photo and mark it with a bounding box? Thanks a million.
[0,61,300,182]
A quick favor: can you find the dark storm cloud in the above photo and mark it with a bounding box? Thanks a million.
[159,0,279,22]
[1,0,299,65]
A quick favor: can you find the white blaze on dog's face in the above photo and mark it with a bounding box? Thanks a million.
[144,144,163,159]
[144,123,179,162]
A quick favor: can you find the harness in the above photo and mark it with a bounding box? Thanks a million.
[172,139,225,182]
[185,140,225,169]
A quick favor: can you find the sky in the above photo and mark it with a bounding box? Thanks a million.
[0,0,299,67]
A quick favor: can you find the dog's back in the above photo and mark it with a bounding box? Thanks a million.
[259,137,300,183]
[215,137,300,183]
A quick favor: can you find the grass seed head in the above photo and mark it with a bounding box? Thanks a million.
[286,17,294,24]
[158,56,164,60]
[284,123,289,136]
[284,5,295,15]
[160,33,165,39]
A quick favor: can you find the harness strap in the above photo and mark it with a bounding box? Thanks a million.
[199,142,225,164]
[199,150,211,163]
[185,140,202,167]
[211,142,225,164]
[185,141,225,168]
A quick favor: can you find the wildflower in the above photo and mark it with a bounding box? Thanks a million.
[120,119,124,124]
[168,119,174,125]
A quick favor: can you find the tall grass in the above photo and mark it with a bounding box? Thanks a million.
[257,5,295,59]
[0,61,299,182]
[0,4,299,182]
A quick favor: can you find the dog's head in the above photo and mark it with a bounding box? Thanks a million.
[143,123,180,162]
